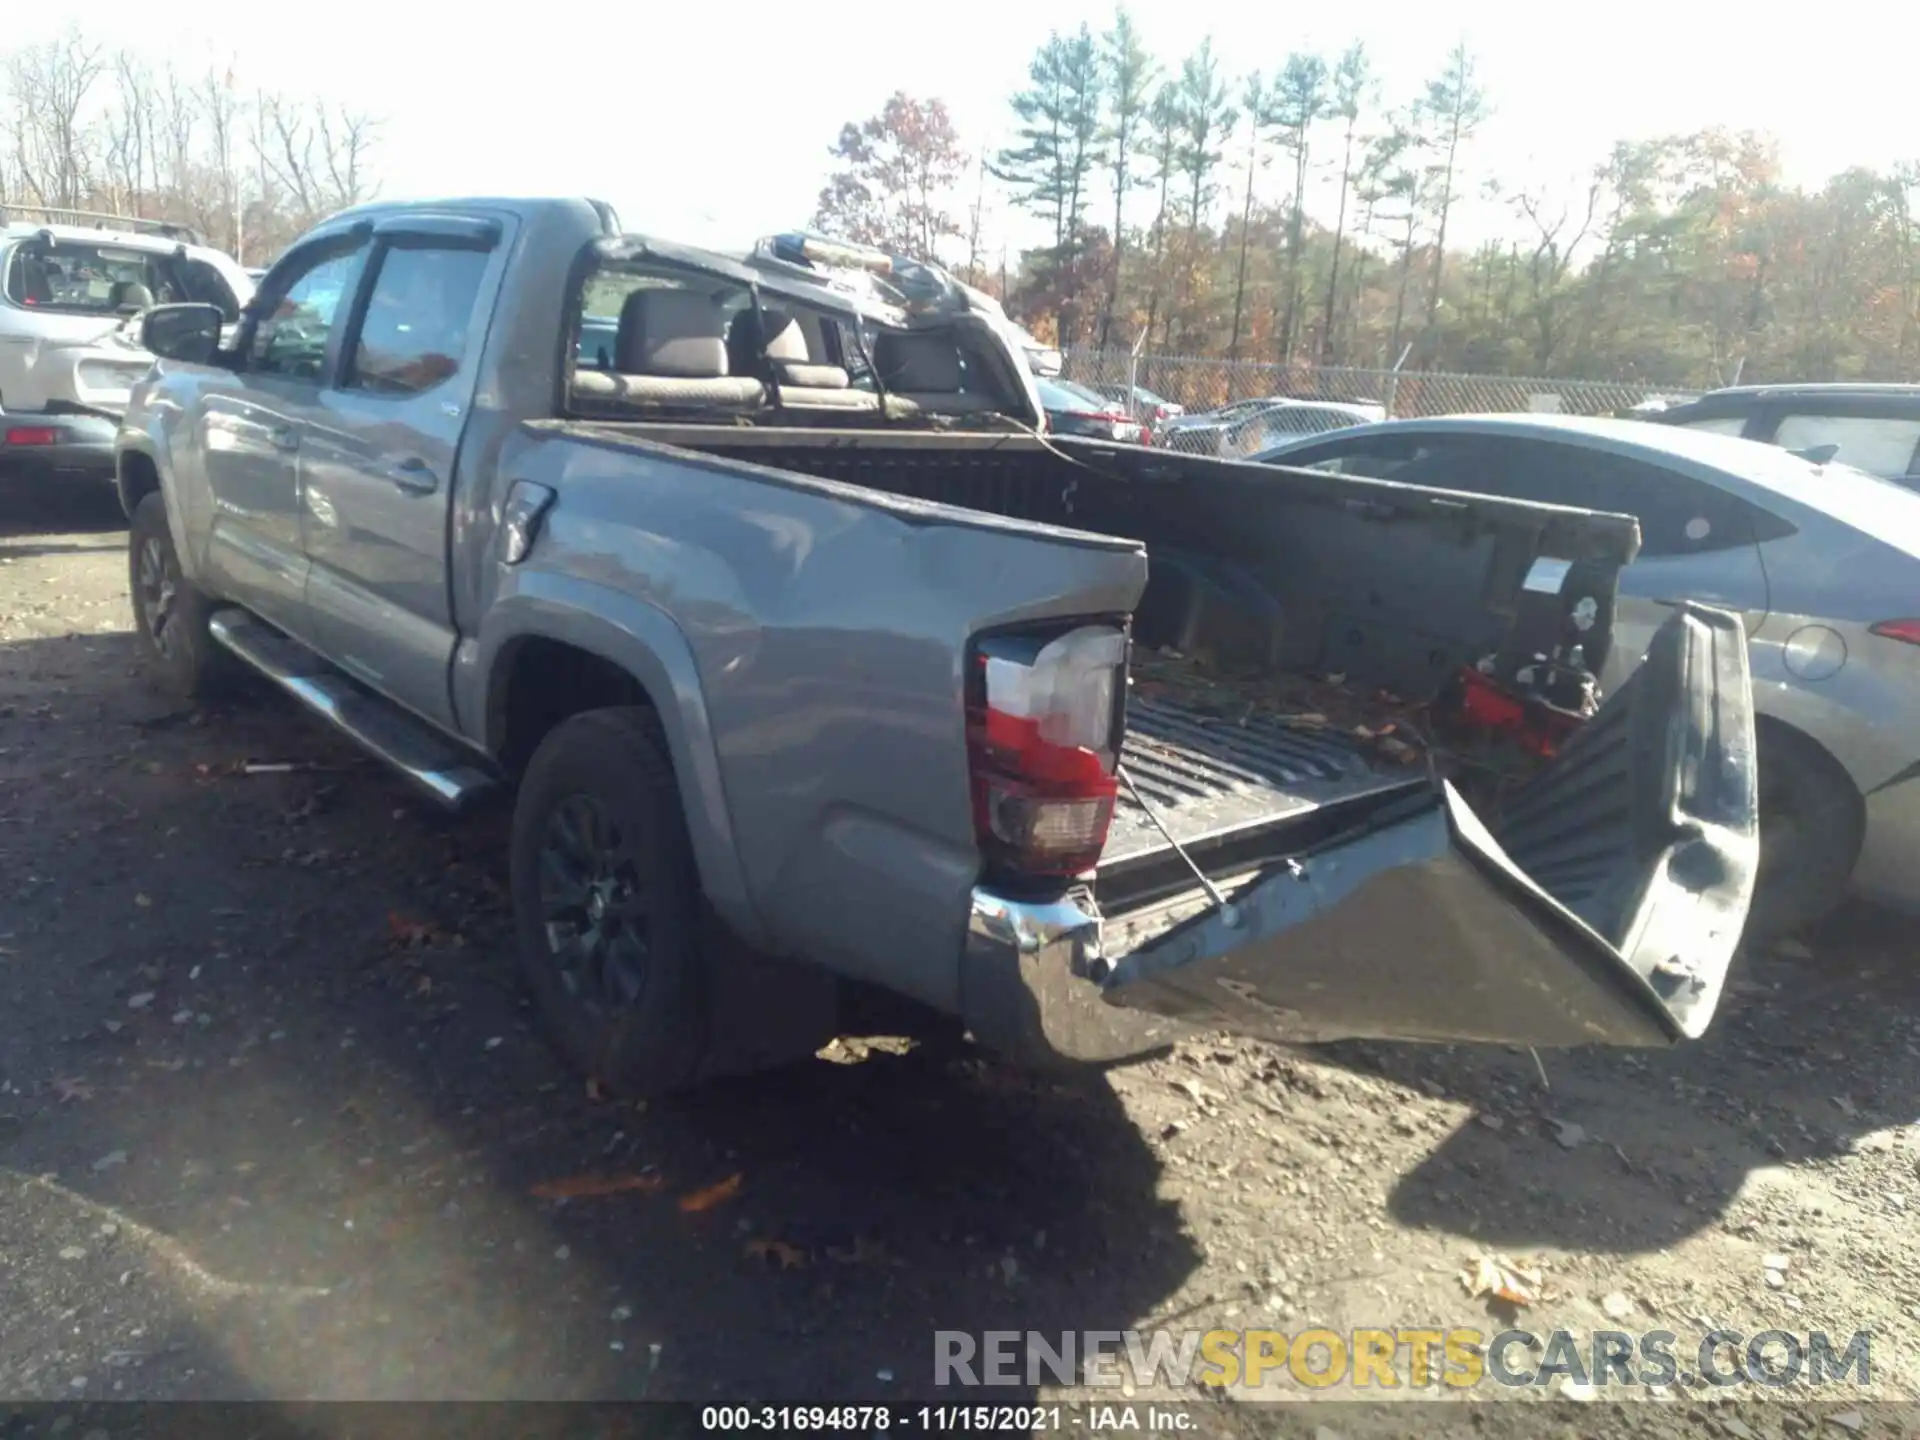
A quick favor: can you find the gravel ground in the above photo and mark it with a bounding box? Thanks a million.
[1,479,1917,1432]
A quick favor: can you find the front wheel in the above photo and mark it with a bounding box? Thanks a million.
[1743,724,1864,946]
[127,491,235,700]
[509,707,707,1097]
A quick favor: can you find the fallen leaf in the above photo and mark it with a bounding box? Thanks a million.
[678,1172,744,1213]
[1828,1409,1864,1433]
[52,1077,94,1104]
[134,893,152,908]
[386,912,443,948]
[745,1237,808,1270]
[1460,1252,1540,1307]
[1600,1291,1633,1320]
[530,1172,664,1201]
[1762,1252,1791,1272]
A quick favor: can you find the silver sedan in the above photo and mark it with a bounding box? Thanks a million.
[1254,413,1920,940]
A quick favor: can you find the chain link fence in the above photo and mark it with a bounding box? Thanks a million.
[1058,347,1696,454]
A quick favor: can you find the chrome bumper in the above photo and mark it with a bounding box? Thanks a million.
[959,886,1187,1068]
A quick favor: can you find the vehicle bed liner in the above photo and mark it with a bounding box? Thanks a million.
[1106,694,1410,864]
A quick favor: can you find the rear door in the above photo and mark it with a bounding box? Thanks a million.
[299,212,507,729]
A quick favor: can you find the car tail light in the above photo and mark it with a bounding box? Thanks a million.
[4,426,61,447]
[1869,619,1920,646]
[967,624,1128,878]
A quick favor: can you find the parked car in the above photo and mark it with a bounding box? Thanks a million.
[1092,383,1184,430]
[0,207,253,483]
[1645,384,1920,491]
[1037,377,1148,442]
[116,196,1756,1104]
[1255,413,1920,939]
[1160,396,1383,457]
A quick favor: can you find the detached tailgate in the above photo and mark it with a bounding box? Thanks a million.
[1099,601,1758,1047]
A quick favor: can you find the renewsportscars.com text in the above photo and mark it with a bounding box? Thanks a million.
[933,1327,1874,1391]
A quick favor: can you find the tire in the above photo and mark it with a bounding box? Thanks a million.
[1743,723,1864,946]
[509,706,707,1097]
[127,491,235,700]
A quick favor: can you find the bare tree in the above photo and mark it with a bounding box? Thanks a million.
[5,28,106,208]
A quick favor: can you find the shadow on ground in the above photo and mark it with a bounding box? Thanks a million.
[0,622,1201,1401]
[1302,903,1920,1256]
[0,476,125,540]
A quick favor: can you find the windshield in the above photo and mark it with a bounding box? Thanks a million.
[4,239,242,320]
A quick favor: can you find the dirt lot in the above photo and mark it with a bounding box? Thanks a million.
[1,479,1918,1431]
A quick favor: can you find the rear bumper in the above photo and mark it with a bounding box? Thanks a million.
[0,412,117,481]
[960,887,1187,1068]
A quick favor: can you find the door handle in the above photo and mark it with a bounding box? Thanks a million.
[383,456,438,493]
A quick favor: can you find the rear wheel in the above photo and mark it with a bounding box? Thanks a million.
[1744,723,1863,945]
[128,491,234,700]
[509,707,707,1097]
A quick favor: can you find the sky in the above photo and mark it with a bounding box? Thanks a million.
[14,0,1914,261]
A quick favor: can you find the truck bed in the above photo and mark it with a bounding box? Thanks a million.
[1108,651,1420,865]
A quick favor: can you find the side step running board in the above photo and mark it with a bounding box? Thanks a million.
[207,609,498,811]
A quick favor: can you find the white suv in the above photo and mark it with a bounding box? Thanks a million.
[1,208,254,483]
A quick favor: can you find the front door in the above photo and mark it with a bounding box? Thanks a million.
[198,236,371,637]
[299,214,505,730]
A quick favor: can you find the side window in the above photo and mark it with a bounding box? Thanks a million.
[1680,415,1750,437]
[344,242,492,396]
[249,244,370,381]
[1772,412,1920,478]
[1503,443,1787,557]
[1284,435,1474,481]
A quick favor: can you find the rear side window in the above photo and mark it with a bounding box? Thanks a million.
[344,242,491,396]
[1490,440,1797,558]
[1772,412,1920,478]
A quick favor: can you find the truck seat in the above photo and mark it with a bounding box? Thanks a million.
[735,307,879,414]
[871,332,1001,415]
[571,288,765,408]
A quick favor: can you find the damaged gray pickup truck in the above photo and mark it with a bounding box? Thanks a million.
[114,197,1760,1098]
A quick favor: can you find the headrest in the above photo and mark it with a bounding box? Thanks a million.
[616,289,728,378]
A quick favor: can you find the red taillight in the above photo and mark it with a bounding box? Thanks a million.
[1870,619,1920,646]
[967,625,1127,878]
[4,426,61,447]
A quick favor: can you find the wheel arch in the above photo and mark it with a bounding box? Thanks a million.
[470,580,764,947]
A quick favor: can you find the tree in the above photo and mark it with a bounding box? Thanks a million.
[1320,43,1373,364]
[992,30,1105,260]
[1141,83,1182,347]
[1419,41,1491,335]
[1225,71,1275,361]
[1271,51,1330,362]
[1098,6,1158,346]
[1173,39,1235,236]
[814,92,969,258]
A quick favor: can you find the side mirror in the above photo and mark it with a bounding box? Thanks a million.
[139,303,226,365]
